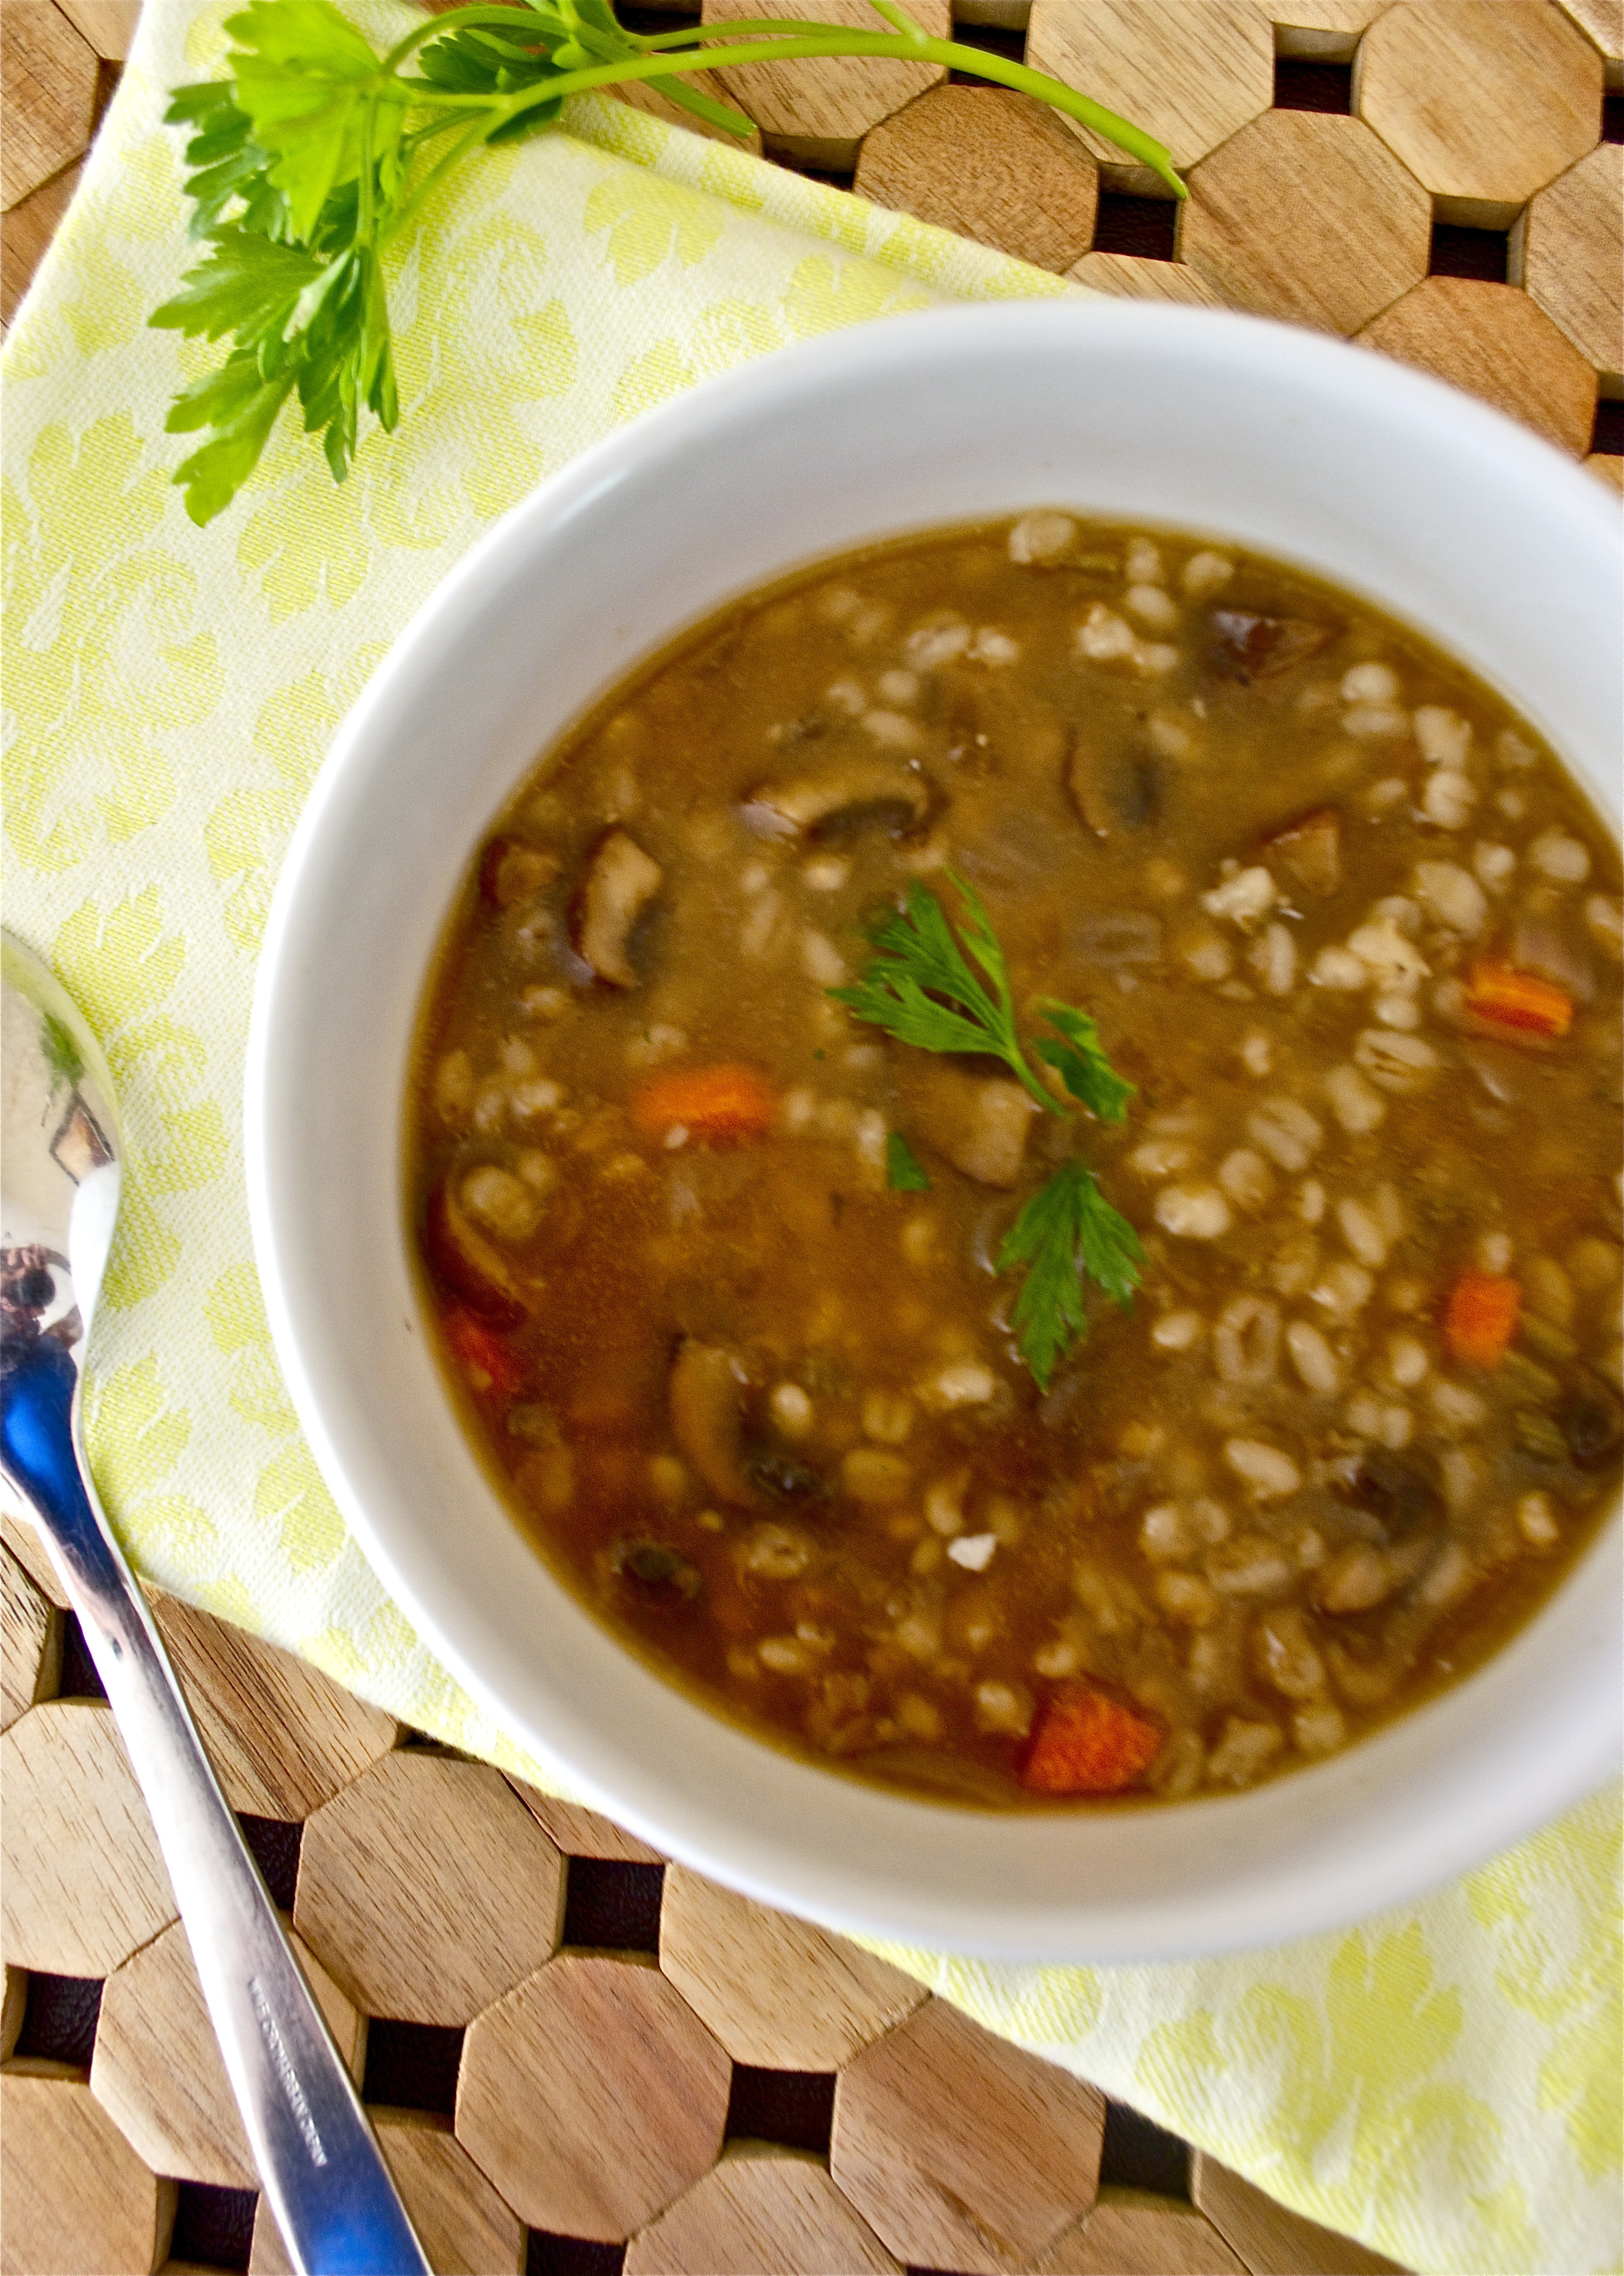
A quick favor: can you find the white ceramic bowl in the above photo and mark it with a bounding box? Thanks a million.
[249,300,1623,1963]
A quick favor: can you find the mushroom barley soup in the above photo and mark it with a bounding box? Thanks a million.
[409,516,1622,1809]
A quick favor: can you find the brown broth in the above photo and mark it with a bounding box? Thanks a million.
[407,518,1623,1809]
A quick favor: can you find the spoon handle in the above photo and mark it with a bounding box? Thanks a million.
[2,1336,430,2276]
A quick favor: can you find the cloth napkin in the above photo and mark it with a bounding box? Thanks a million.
[4,4,1619,2268]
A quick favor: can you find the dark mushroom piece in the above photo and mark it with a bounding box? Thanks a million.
[669,1338,759,1508]
[1210,610,1336,679]
[742,758,931,844]
[1066,735,1158,840]
[745,1448,827,1504]
[1334,1447,1444,1541]
[668,1339,833,1510]
[571,828,663,987]
[612,1539,702,1603]
[891,1054,1038,1189]
[1262,806,1342,899]
[1559,1377,1623,1472]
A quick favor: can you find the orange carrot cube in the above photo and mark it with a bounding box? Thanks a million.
[441,1307,526,1398]
[1442,1270,1521,1370]
[1464,963,1572,1038]
[630,1063,776,1145]
[1020,1683,1163,1797]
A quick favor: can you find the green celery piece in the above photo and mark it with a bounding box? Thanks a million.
[886,1133,932,1192]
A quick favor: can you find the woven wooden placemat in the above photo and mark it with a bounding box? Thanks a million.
[3,4,1619,2271]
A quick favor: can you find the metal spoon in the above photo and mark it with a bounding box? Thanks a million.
[0,931,429,2276]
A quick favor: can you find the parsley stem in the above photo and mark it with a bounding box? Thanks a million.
[401,111,482,156]
[384,113,503,246]
[867,0,930,36]
[358,94,377,240]
[393,35,1183,192]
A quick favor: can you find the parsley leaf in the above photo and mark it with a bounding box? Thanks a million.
[829,874,1059,1112]
[164,351,297,524]
[151,221,394,520]
[1033,999,1136,1124]
[996,1163,1143,1391]
[886,1133,932,1192]
[150,229,326,345]
[226,0,398,240]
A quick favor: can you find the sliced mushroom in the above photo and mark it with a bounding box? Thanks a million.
[1067,736,1157,839]
[670,1339,759,1508]
[1334,1447,1443,1542]
[892,1054,1039,1188]
[1210,610,1336,679]
[1262,806,1341,899]
[572,829,663,987]
[742,758,930,844]
[956,810,1065,896]
[1072,911,1164,966]
[479,835,561,909]
[423,1175,529,1325]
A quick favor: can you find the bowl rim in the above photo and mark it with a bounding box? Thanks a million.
[247,297,1624,1962]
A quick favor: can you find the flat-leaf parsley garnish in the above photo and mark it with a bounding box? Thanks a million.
[996,1163,1144,1393]
[832,876,1143,1390]
[830,872,1062,1113]
[151,0,1184,523]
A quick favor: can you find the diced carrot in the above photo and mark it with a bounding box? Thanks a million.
[1442,1270,1521,1370]
[441,1306,527,1399]
[1464,962,1572,1038]
[1019,1683,1164,1798]
[630,1063,777,1145]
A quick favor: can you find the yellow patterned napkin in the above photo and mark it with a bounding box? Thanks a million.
[4,5,1618,2269]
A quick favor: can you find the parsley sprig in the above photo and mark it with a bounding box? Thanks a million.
[832,874,1144,1390]
[830,874,1060,1113]
[151,0,1184,522]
